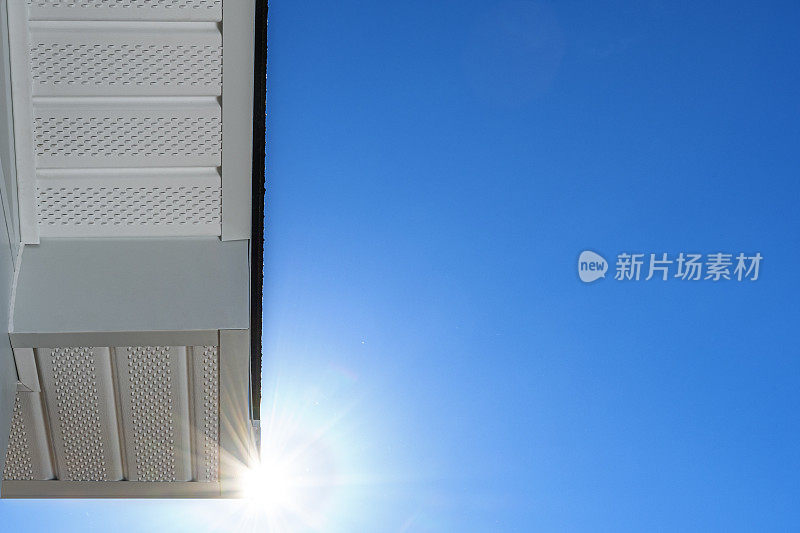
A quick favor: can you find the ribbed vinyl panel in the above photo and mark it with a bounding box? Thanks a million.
[9,3,223,239]
[2,346,220,483]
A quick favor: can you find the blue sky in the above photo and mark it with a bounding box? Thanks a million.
[3,0,800,531]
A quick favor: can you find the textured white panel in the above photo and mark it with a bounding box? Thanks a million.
[5,343,222,487]
[35,168,221,237]
[191,345,219,482]
[39,347,123,481]
[33,98,221,168]
[9,0,247,243]
[3,393,54,481]
[115,346,192,482]
[30,22,221,96]
[36,186,220,231]
[28,0,222,22]
[3,396,34,480]
[3,340,235,495]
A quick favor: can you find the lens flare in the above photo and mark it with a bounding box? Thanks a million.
[242,449,308,516]
[172,365,377,532]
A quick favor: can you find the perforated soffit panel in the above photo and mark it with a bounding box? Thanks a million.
[7,0,254,242]
[4,345,224,493]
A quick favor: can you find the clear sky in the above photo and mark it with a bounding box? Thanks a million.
[3,1,800,531]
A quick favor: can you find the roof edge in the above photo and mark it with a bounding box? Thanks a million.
[250,0,267,421]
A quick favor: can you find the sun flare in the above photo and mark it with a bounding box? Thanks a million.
[243,457,296,512]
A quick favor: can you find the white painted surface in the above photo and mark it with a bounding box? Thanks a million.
[36,167,221,238]
[0,5,17,488]
[38,346,124,481]
[2,337,248,498]
[11,330,218,349]
[114,346,192,482]
[29,21,221,97]
[7,0,38,243]
[28,0,223,22]
[4,344,221,484]
[12,237,250,335]
[3,480,221,499]
[33,97,221,168]
[3,391,53,481]
[0,0,19,253]
[0,0,259,498]
[11,348,39,392]
[0,197,14,488]
[221,0,256,241]
[219,329,254,497]
[7,1,253,241]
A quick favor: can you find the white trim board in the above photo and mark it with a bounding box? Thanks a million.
[2,481,222,499]
[11,238,250,335]
[221,0,256,241]
[11,330,219,349]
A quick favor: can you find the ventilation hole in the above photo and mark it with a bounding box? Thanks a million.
[28,0,219,10]
[126,346,177,482]
[3,395,35,481]
[31,43,221,90]
[34,115,221,160]
[51,347,109,481]
[199,346,219,482]
[36,185,221,227]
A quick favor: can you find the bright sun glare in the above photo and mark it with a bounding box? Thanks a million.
[243,457,297,513]
[237,430,340,532]
[183,375,366,532]
[230,377,350,532]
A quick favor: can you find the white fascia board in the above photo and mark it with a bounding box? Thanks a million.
[6,0,37,244]
[0,59,15,481]
[2,481,222,499]
[0,1,19,256]
[219,329,257,497]
[10,330,219,349]
[221,0,256,241]
[11,237,249,335]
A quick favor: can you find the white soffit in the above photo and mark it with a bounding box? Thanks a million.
[27,1,222,22]
[3,345,219,484]
[7,0,254,243]
[2,334,254,498]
